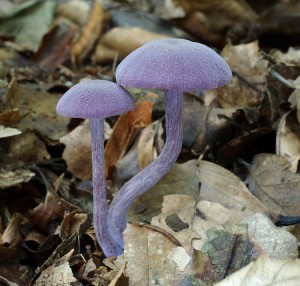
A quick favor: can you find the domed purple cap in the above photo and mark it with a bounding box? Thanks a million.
[116,38,232,92]
[56,80,135,119]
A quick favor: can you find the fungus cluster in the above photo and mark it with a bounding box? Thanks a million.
[56,39,232,257]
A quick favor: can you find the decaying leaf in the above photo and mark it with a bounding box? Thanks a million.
[60,119,92,180]
[30,190,64,232]
[243,213,298,259]
[95,27,168,64]
[34,18,78,68]
[201,225,253,281]
[71,1,109,67]
[213,41,268,109]
[127,160,199,225]
[34,250,76,286]
[0,0,56,51]
[215,254,300,286]
[123,223,187,285]
[276,110,300,172]
[198,160,268,222]
[2,212,26,247]
[8,131,50,162]
[0,169,35,189]
[248,153,300,215]
[152,195,195,252]
[60,211,88,240]
[105,96,156,179]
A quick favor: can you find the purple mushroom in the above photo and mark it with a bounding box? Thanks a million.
[108,38,232,250]
[56,80,135,257]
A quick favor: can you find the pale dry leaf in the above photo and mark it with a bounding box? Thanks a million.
[123,223,186,286]
[0,169,35,189]
[151,195,195,252]
[215,254,300,286]
[167,246,190,272]
[60,211,88,240]
[95,27,168,64]
[2,212,25,247]
[276,110,300,172]
[34,259,76,286]
[243,213,298,259]
[248,153,300,215]
[192,200,232,250]
[221,41,268,87]
[198,160,267,223]
[0,125,21,138]
[127,160,198,226]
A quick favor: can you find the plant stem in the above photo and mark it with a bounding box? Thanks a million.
[90,118,122,257]
[107,90,183,249]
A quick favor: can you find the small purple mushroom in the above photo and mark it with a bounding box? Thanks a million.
[56,80,135,257]
[108,38,232,250]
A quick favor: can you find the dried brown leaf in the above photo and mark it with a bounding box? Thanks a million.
[95,27,168,64]
[105,97,155,179]
[60,119,92,180]
[60,211,88,240]
[71,2,109,67]
[0,169,34,189]
[34,18,78,68]
[30,191,64,232]
[248,153,300,216]
[1,213,25,247]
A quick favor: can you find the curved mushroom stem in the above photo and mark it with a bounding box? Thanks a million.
[107,90,183,249]
[90,118,123,257]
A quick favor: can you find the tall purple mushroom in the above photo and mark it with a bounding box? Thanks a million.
[108,38,232,250]
[56,80,135,257]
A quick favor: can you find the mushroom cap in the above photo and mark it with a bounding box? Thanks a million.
[56,80,135,119]
[116,38,232,92]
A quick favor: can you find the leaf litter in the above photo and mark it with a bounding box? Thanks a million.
[0,0,299,285]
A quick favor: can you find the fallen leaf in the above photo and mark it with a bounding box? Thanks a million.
[34,18,78,68]
[2,212,25,247]
[60,211,88,240]
[0,125,21,138]
[60,119,92,180]
[127,160,199,225]
[34,250,76,286]
[0,169,35,189]
[71,1,109,67]
[18,83,70,141]
[215,254,300,286]
[8,131,50,162]
[201,225,254,281]
[94,27,168,64]
[105,95,156,178]
[198,160,268,222]
[248,153,300,215]
[30,190,64,232]
[276,110,300,172]
[243,213,298,259]
[56,0,90,26]
[0,0,56,51]
[123,223,186,285]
